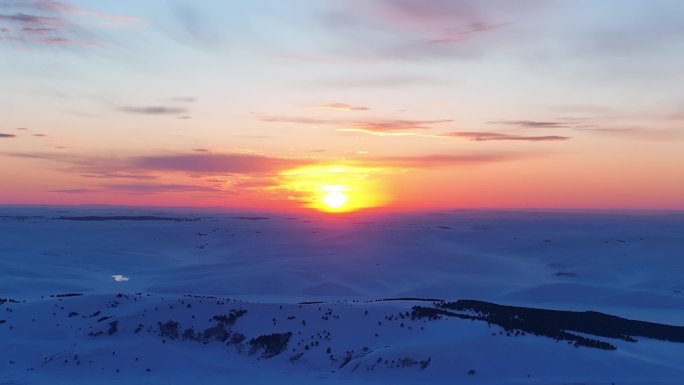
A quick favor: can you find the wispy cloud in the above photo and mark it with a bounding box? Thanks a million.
[129,153,309,175]
[314,74,445,88]
[261,116,330,125]
[0,133,17,138]
[165,96,197,103]
[574,127,680,140]
[492,115,680,141]
[437,131,570,142]
[0,0,142,48]
[116,105,188,115]
[5,147,540,205]
[572,127,635,133]
[229,178,279,189]
[319,0,543,60]
[261,115,453,133]
[79,172,157,180]
[105,183,218,195]
[5,151,312,177]
[313,103,369,111]
[492,120,573,129]
[48,188,90,193]
[367,152,531,168]
[346,119,453,134]
[425,21,508,44]
[0,13,64,26]
[169,2,227,48]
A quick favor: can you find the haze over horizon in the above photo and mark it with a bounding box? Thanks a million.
[2,0,683,212]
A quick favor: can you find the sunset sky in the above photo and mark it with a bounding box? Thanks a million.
[1,0,683,211]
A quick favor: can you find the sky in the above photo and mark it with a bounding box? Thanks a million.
[1,0,683,212]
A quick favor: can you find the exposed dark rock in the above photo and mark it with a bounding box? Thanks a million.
[107,321,118,335]
[202,323,230,343]
[249,332,292,358]
[211,309,247,325]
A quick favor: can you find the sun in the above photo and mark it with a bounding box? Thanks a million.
[322,190,348,210]
[278,164,389,213]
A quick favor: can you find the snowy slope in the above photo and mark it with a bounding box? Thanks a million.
[1,207,683,384]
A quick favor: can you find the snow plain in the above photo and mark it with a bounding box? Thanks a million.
[1,206,683,384]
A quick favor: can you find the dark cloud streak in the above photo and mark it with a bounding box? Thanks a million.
[48,188,90,193]
[130,153,309,174]
[105,183,218,195]
[438,131,570,141]
[492,120,572,128]
[116,105,188,115]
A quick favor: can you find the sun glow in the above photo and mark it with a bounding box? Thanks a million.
[322,186,348,210]
[278,164,388,213]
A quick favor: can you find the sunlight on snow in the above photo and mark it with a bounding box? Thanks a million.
[111,274,130,282]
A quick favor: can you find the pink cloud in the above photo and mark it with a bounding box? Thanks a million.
[0,0,143,48]
[345,119,452,133]
[38,36,101,47]
[320,0,545,60]
[33,0,143,26]
[426,22,508,44]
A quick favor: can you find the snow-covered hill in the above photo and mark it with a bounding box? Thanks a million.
[1,207,683,384]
